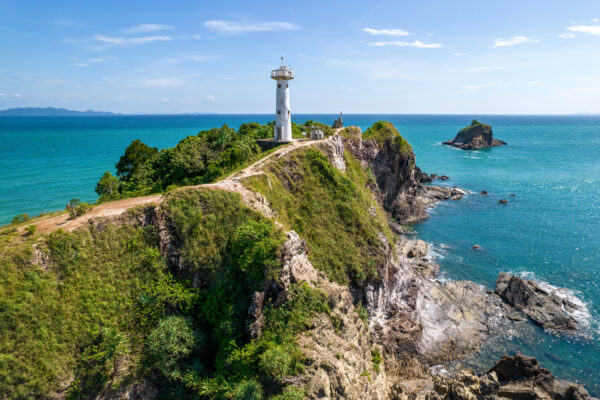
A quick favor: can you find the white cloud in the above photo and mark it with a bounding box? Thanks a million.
[94,34,173,45]
[141,77,185,87]
[204,20,298,33]
[71,57,107,67]
[162,55,216,64]
[558,32,576,39]
[207,94,215,102]
[180,34,202,40]
[567,24,600,37]
[123,24,173,34]
[0,93,22,98]
[362,28,410,36]
[452,52,468,56]
[494,36,539,47]
[368,40,442,48]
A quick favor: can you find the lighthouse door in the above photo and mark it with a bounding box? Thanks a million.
[275,127,283,141]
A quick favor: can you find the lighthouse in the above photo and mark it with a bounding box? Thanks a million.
[271,57,294,141]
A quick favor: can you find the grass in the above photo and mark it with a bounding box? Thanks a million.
[0,216,160,398]
[363,121,413,157]
[243,146,394,285]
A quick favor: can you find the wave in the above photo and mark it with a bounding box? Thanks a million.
[426,242,448,261]
[518,271,594,333]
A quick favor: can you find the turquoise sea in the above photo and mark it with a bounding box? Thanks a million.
[1,114,599,393]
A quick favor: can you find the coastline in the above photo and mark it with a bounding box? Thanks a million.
[2,117,596,396]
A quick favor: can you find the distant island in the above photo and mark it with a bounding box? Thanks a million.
[443,119,506,150]
[0,107,118,117]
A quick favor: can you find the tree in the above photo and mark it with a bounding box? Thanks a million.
[115,139,158,181]
[95,171,120,200]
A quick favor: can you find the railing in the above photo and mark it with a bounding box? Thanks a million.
[271,69,294,79]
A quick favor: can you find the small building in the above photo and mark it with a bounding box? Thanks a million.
[332,112,343,128]
[310,127,324,140]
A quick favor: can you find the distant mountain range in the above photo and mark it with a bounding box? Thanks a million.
[0,107,118,116]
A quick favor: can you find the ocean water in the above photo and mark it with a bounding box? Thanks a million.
[1,114,599,392]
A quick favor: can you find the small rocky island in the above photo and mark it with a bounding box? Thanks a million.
[443,119,507,150]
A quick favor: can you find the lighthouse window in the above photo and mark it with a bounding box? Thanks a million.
[278,110,281,114]
[278,84,281,88]
[286,84,288,88]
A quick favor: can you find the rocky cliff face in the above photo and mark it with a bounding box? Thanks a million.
[279,131,594,399]
[340,126,459,224]
[443,120,507,150]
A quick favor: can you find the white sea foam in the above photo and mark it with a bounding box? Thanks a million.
[518,271,594,331]
[426,242,448,261]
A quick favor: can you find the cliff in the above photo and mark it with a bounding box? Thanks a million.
[0,122,594,399]
[443,120,507,150]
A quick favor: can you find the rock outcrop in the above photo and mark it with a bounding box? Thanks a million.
[495,273,582,330]
[340,126,459,223]
[366,238,508,365]
[443,120,506,150]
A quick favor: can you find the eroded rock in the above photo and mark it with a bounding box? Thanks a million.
[495,273,580,330]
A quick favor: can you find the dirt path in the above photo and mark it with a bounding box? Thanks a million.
[23,132,343,235]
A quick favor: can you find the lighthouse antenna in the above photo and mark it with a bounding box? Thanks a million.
[280,55,284,66]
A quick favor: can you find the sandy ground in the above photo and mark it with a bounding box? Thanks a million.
[21,133,340,235]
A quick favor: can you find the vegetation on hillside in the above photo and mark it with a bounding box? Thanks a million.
[363,120,413,156]
[0,188,331,399]
[454,119,492,141]
[95,120,332,203]
[244,147,394,285]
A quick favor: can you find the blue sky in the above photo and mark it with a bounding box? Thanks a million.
[2,0,600,114]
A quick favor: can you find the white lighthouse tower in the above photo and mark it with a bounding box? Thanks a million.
[271,57,294,141]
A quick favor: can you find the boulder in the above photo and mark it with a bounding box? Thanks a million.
[443,120,507,150]
[495,273,579,330]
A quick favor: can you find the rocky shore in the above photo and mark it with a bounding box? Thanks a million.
[284,128,595,399]
[495,272,585,331]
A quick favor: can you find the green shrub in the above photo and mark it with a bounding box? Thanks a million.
[10,214,29,225]
[356,302,369,324]
[146,316,202,380]
[66,198,91,219]
[270,386,306,400]
[24,224,36,236]
[259,344,297,383]
[371,348,382,373]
